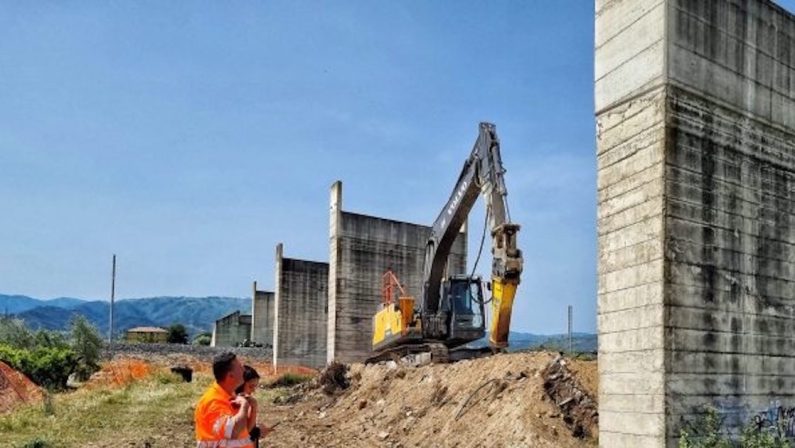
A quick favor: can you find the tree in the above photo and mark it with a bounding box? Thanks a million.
[69,315,103,381]
[167,324,189,344]
[192,332,212,346]
[34,329,69,350]
[0,317,35,349]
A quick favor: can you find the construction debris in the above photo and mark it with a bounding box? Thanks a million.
[541,354,598,438]
[318,361,350,395]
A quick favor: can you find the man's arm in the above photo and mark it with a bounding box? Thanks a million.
[229,396,250,438]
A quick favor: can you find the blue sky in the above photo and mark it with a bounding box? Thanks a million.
[2,2,792,334]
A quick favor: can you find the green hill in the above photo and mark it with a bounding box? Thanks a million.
[4,294,249,337]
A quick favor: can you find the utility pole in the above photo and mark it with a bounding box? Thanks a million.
[109,254,116,350]
[567,305,573,354]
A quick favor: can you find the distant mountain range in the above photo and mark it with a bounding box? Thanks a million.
[1,294,597,351]
[468,331,597,353]
[1,294,250,337]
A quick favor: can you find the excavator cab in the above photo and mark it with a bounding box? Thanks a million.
[443,275,486,344]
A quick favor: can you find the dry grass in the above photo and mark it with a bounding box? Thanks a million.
[0,355,318,447]
[0,373,209,447]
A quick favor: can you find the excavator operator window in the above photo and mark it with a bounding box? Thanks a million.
[451,281,483,315]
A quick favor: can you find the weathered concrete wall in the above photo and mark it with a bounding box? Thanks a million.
[273,244,328,369]
[664,0,795,443]
[597,1,795,446]
[211,311,252,348]
[250,282,274,348]
[327,181,467,364]
[596,1,668,439]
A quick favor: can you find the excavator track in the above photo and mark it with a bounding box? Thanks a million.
[365,342,449,365]
[365,342,495,365]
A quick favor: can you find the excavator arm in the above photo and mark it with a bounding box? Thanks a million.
[420,122,523,349]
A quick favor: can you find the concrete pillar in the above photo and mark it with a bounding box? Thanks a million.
[251,281,257,342]
[273,243,283,370]
[327,181,342,363]
[251,281,274,348]
[597,1,795,446]
[273,243,329,369]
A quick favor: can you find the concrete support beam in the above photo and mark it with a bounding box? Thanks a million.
[597,1,795,446]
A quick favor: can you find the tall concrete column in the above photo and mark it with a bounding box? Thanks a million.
[251,281,257,342]
[273,243,283,370]
[327,181,342,364]
[597,1,795,446]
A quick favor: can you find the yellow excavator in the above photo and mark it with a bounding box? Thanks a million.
[370,122,523,363]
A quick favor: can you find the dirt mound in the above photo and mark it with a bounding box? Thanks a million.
[262,351,598,448]
[0,361,44,413]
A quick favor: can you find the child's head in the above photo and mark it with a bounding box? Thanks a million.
[235,365,261,395]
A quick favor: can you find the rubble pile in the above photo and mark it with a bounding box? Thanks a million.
[542,355,599,438]
[262,351,598,448]
[318,361,350,395]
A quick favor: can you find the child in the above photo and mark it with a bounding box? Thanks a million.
[235,365,271,446]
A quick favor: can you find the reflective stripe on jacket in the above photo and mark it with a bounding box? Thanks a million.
[194,382,253,448]
[196,440,252,448]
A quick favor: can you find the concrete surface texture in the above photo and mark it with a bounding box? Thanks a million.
[273,243,329,369]
[596,0,795,446]
[251,282,274,348]
[326,181,468,364]
[210,310,252,347]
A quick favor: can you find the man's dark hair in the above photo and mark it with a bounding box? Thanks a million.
[212,352,237,382]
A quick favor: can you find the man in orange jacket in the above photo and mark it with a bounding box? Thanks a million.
[194,352,255,448]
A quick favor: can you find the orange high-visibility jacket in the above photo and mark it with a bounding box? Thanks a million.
[194,382,253,448]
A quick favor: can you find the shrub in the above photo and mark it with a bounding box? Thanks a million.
[679,406,791,448]
[679,407,733,448]
[0,343,76,390]
[740,425,791,448]
[20,438,54,448]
